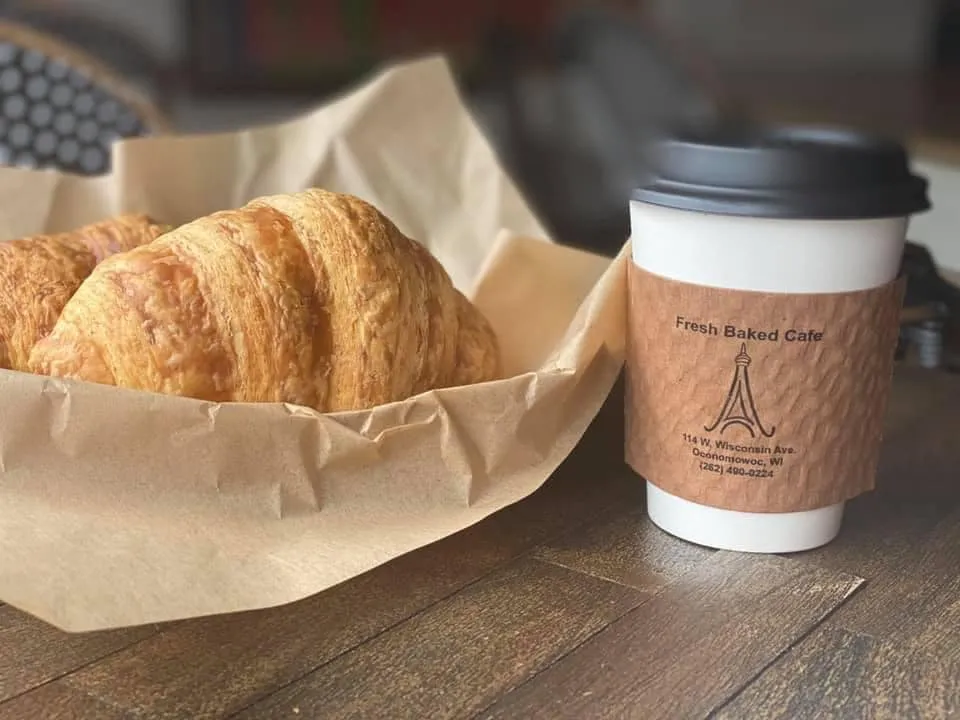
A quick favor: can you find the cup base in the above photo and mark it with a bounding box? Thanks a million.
[646,483,843,554]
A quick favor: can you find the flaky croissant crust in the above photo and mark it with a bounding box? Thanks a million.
[30,190,500,412]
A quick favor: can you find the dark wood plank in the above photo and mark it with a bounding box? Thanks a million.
[909,579,960,665]
[33,401,643,719]
[715,626,960,720]
[236,558,646,720]
[873,366,960,505]
[0,683,133,720]
[533,507,714,592]
[786,494,951,581]
[820,508,960,649]
[477,553,863,720]
[0,605,157,702]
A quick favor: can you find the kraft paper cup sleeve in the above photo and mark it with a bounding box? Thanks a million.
[626,262,905,514]
[0,56,627,632]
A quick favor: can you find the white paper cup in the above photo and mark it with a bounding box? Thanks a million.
[627,125,930,553]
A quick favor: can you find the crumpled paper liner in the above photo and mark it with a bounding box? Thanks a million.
[0,56,627,632]
[626,262,904,513]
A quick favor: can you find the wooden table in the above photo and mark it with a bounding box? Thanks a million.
[1,366,958,719]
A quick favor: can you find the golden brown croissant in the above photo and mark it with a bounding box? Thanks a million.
[0,215,168,372]
[29,190,501,411]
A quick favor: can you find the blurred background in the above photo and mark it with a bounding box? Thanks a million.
[0,0,957,248]
[0,0,959,368]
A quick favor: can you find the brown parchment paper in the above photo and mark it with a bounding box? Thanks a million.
[626,263,904,514]
[0,56,627,632]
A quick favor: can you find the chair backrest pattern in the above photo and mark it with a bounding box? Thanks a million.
[0,21,165,176]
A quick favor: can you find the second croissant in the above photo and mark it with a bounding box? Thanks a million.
[0,215,168,372]
[29,189,501,412]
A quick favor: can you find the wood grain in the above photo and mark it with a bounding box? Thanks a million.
[909,576,960,665]
[236,558,645,720]
[0,683,133,720]
[872,366,960,504]
[478,553,863,720]
[0,605,156,702]
[26,402,641,719]
[533,507,714,592]
[715,626,960,720]
[821,508,960,649]
[787,493,951,580]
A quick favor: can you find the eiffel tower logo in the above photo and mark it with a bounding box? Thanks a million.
[704,343,776,438]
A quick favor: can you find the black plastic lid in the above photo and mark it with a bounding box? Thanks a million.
[633,124,930,219]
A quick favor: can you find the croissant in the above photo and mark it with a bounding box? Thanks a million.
[0,215,168,372]
[29,189,501,412]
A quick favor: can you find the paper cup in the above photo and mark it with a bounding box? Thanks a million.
[627,125,930,553]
